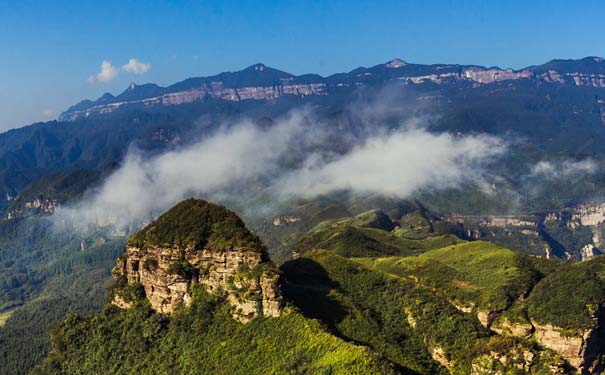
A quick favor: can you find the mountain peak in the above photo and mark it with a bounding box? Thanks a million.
[385,58,407,68]
[244,63,269,72]
[126,198,263,251]
[98,92,115,101]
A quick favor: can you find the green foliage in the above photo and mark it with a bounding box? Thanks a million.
[127,199,264,251]
[166,258,196,279]
[142,257,158,271]
[0,265,115,375]
[31,290,394,375]
[283,250,492,374]
[526,264,605,330]
[296,214,461,258]
[0,215,126,375]
[365,241,543,311]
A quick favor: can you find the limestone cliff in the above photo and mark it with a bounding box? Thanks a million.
[112,199,282,322]
[490,309,605,373]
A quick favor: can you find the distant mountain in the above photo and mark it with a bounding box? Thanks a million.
[0,56,603,213]
[60,57,605,121]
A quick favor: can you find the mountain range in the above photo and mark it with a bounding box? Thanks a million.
[60,56,605,121]
[0,56,603,213]
[2,57,605,374]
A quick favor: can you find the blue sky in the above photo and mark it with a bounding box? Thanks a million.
[0,0,604,130]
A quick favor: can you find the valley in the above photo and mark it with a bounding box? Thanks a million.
[1,56,605,374]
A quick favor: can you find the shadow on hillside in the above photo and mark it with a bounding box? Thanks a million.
[280,258,423,375]
[280,258,348,326]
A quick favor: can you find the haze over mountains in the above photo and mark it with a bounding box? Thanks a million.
[1,56,605,213]
[3,56,605,374]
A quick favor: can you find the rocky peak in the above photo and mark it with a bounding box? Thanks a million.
[112,199,282,322]
[385,58,407,68]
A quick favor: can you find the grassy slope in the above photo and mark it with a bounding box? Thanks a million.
[31,287,395,375]
[357,241,605,332]
[282,250,561,374]
[526,259,605,330]
[296,210,461,258]
[360,241,542,311]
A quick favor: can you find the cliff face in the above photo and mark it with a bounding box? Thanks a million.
[112,199,282,322]
[490,309,605,373]
[59,57,605,121]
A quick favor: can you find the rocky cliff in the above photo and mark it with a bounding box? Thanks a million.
[60,57,605,121]
[112,199,282,322]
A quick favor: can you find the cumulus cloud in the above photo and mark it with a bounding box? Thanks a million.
[88,60,120,83]
[88,58,150,83]
[55,112,506,230]
[529,159,597,179]
[122,58,150,74]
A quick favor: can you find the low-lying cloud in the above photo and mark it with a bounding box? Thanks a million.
[529,159,597,179]
[56,112,506,230]
[274,129,504,197]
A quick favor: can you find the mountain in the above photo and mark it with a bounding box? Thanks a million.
[0,56,604,212]
[59,57,605,122]
[4,57,605,374]
[114,199,282,321]
[31,199,605,374]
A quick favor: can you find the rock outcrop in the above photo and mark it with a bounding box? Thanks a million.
[490,313,605,373]
[532,323,593,370]
[112,199,282,322]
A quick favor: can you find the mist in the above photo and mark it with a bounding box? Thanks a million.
[54,110,506,231]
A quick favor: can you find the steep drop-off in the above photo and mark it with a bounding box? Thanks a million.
[112,199,282,322]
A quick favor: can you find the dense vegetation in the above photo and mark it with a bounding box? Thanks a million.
[362,241,543,311]
[295,209,461,258]
[282,250,562,374]
[127,199,263,251]
[28,199,605,374]
[526,263,605,329]
[0,215,125,375]
[32,286,395,375]
[0,266,114,375]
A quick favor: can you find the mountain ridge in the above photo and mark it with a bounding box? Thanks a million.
[59,56,605,121]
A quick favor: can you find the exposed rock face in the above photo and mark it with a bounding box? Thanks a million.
[272,215,302,226]
[113,245,283,322]
[491,314,604,373]
[60,57,605,121]
[446,201,605,260]
[6,197,60,219]
[532,323,593,370]
[112,199,282,322]
[60,82,328,121]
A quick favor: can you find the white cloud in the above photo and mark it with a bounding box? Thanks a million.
[274,129,505,198]
[122,58,150,75]
[88,60,120,83]
[88,58,150,84]
[56,112,505,231]
[529,159,597,178]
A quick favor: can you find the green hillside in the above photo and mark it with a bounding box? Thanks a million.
[31,288,395,375]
